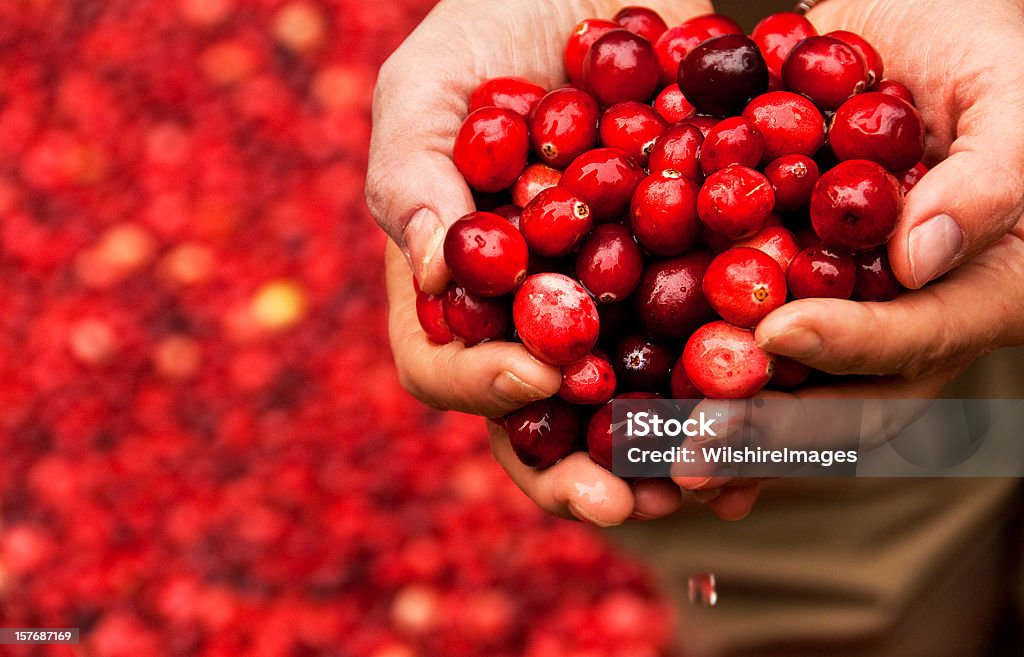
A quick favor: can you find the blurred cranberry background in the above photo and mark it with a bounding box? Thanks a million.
[0,1,678,656]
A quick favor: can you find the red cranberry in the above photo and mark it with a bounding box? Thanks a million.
[854,248,903,301]
[587,392,661,470]
[575,223,644,303]
[559,352,617,405]
[703,247,787,328]
[583,29,660,106]
[511,163,561,208]
[513,273,600,365]
[751,12,817,80]
[782,36,868,111]
[453,107,529,192]
[670,362,703,399]
[877,79,915,105]
[613,6,668,43]
[415,287,454,344]
[443,285,511,346]
[614,334,674,392]
[519,187,592,258]
[742,91,825,161]
[564,18,619,86]
[468,76,547,118]
[683,321,775,399]
[503,398,579,469]
[787,246,856,299]
[697,165,774,240]
[560,147,644,223]
[699,116,764,175]
[898,162,928,194]
[630,169,701,256]
[734,225,802,272]
[770,357,812,388]
[491,203,522,229]
[829,92,925,172]
[764,154,819,211]
[443,211,529,296]
[810,159,902,250]
[653,24,712,86]
[530,87,600,168]
[634,252,714,340]
[684,14,743,38]
[827,30,883,88]
[647,123,703,179]
[653,84,696,122]
[679,35,768,117]
[598,101,666,164]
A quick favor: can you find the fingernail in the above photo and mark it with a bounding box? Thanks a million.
[908,214,963,287]
[693,488,723,503]
[759,326,823,358]
[491,371,550,404]
[404,208,445,286]
[568,503,616,528]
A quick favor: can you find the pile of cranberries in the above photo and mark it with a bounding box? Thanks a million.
[420,7,928,471]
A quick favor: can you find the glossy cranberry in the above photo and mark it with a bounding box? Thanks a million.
[703,247,787,328]
[564,18,619,87]
[684,14,743,38]
[653,84,696,122]
[614,335,674,392]
[742,91,825,161]
[877,79,915,105]
[647,123,703,179]
[503,398,579,469]
[511,164,560,208]
[559,352,617,405]
[697,165,774,240]
[827,30,883,88]
[513,273,600,365]
[530,87,600,168]
[854,248,903,301]
[683,321,774,399]
[634,252,714,340]
[583,29,660,106]
[898,162,929,194]
[699,116,764,175]
[598,102,666,163]
[829,92,925,172]
[491,203,522,229]
[769,357,812,388]
[787,246,856,299]
[443,285,511,346]
[613,6,668,43]
[734,225,802,272]
[810,159,902,250]
[631,169,701,256]
[782,36,868,111]
[575,223,644,303]
[415,287,454,344]
[560,147,644,222]
[679,34,768,117]
[453,107,529,192]
[680,115,721,136]
[519,187,592,257]
[669,361,703,399]
[764,154,819,211]
[443,211,529,296]
[751,12,818,79]
[653,24,712,86]
[587,392,661,470]
[468,76,547,118]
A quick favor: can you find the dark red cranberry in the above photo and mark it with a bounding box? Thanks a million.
[810,159,902,250]
[670,361,703,399]
[453,107,529,192]
[697,165,774,240]
[898,162,928,194]
[530,87,600,168]
[560,147,644,222]
[751,12,818,80]
[491,204,522,229]
[559,352,617,405]
[679,34,768,117]
[630,169,701,256]
[575,223,644,303]
[685,13,743,38]
[742,91,825,161]
[614,335,674,392]
[782,36,868,111]
[598,101,667,164]
[877,79,915,105]
[503,398,579,469]
[680,114,721,136]
[511,163,561,208]
[583,29,660,106]
[770,357,812,388]
[519,187,592,257]
[699,116,764,174]
[700,224,736,254]
[513,273,600,365]
[683,321,774,399]
[829,92,925,172]
[443,211,529,296]
[653,23,712,85]
[854,248,903,301]
[634,252,714,340]
[443,285,511,346]
[587,392,662,470]
[764,154,819,211]
[415,287,455,344]
[787,246,856,299]
[827,30,883,88]
[734,225,802,272]
[613,6,668,43]
[647,123,703,179]
[564,18,619,86]
[653,83,696,122]
[702,247,787,328]
[468,76,547,118]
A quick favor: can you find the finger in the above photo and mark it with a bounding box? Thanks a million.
[386,241,560,416]
[705,481,761,521]
[630,478,683,520]
[488,420,635,526]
